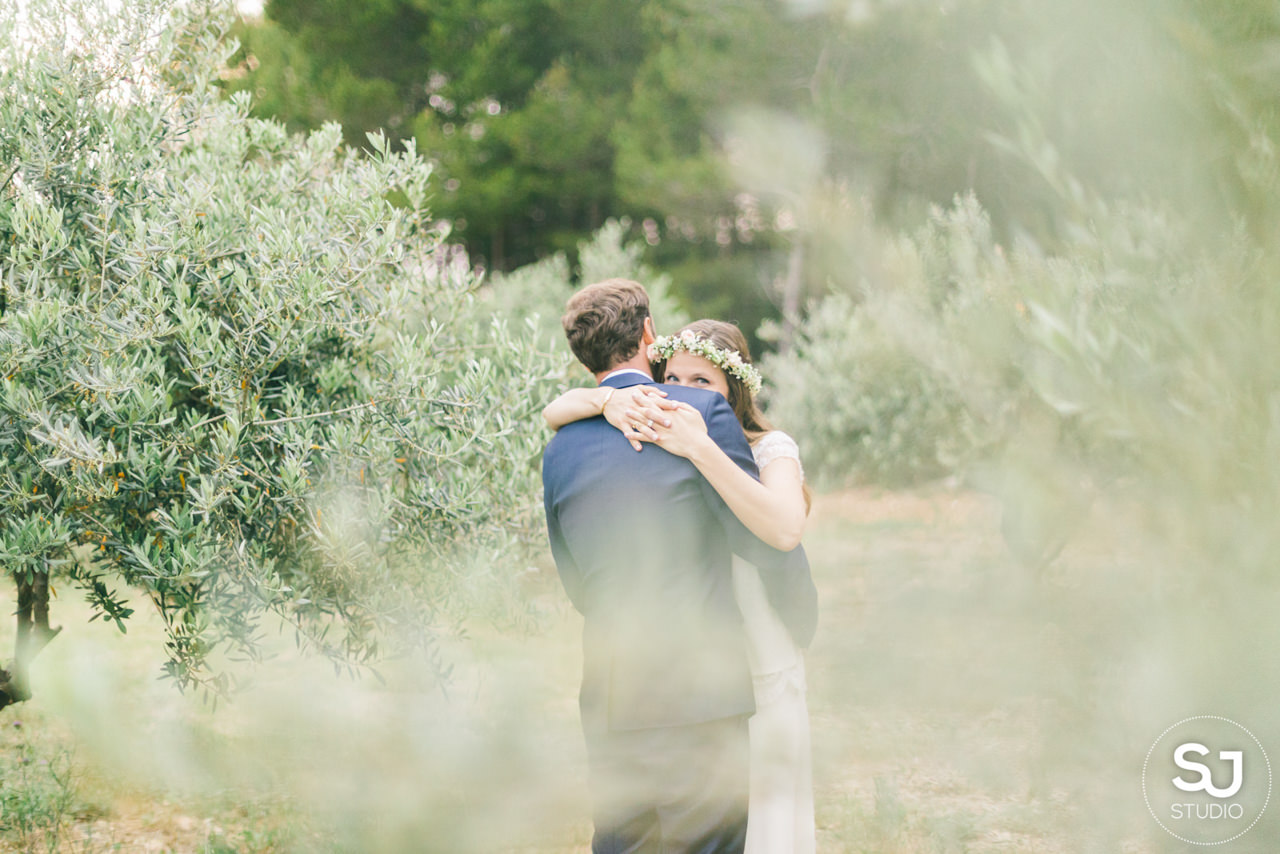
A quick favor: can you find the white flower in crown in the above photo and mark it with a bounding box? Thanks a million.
[648,332,764,396]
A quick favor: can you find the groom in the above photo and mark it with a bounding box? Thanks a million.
[542,278,817,853]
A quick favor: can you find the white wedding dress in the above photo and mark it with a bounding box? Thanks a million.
[734,430,816,854]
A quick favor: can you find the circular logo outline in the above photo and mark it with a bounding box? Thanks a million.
[1143,715,1272,846]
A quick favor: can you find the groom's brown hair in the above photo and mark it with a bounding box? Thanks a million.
[562,278,651,374]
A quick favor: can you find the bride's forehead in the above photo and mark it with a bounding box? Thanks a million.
[666,352,718,373]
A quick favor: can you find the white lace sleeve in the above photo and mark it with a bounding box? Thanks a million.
[752,430,803,481]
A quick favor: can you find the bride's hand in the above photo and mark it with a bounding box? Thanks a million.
[603,385,682,451]
[645,402,712,459]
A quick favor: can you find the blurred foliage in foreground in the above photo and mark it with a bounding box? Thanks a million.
[758,6,1280,847]
[764,0,1280,494]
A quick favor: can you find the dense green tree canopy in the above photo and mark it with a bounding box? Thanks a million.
[230,0,652,270]
[228,0,835,351]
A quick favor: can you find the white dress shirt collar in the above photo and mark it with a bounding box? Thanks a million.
[600,368,653,384]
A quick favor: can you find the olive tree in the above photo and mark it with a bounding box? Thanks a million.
[0,0,567,709]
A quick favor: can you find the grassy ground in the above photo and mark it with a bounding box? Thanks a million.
[0,487,1175,852]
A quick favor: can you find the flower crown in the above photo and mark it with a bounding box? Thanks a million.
[647,330,764,396]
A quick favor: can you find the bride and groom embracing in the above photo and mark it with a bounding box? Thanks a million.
[541,278,819,854]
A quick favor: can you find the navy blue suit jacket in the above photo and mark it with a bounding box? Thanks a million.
[542,372,818,733]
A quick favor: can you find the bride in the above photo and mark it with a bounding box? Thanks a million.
[543,319,816,854]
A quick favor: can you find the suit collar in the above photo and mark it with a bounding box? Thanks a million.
[600,368,655,389]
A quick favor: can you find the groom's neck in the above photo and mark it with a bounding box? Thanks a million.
[594,353,654,384]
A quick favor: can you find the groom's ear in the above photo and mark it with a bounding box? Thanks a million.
[641,316,656,346]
